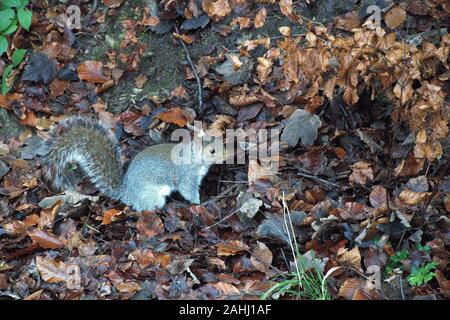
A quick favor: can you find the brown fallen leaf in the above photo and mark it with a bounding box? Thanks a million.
[398,189,432,206]
[102,0,124,9]
[155,107,188,127]
[115,281,141,293]
[173,32,194,44]
[395,156,424,177]
[217,240,250,256]
[384,6,406,29]
[336,247,363,272]
[38,200,62,229]
[254,7,267,28]
[349,161,373,186]
[77,61,110,84]
[36,256,68,283]
[28,229,64,249]
[128,249,155,269]
[250,241,273,273]
[369,185,388,210]
[338,278,379,300]
[334,10,360,31]
[202,0,231,22]
[2,220,26,236]
[101,208,123,225]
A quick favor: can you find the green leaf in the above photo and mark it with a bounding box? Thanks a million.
[17,7,31,31]
[1,17,18,35]
[0,35,7,56]
[1,64,14,96]
[20,0,30,6]
[11,48,26,67]
[0,8,15,32]
[1,0,22,8]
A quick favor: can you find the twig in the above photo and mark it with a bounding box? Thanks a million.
[174,25,203,111]
[202,206,242,230]
[297,172,339,188]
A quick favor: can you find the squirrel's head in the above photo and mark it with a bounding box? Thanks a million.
[186,122,228,165]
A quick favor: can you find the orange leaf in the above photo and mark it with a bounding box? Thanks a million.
[77,61,110,84]
[155,107,188,127]
[102,208,123,225]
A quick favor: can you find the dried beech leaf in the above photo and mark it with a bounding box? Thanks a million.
[384,6,406,29]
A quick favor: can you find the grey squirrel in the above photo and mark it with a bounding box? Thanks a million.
[42,116,217,211]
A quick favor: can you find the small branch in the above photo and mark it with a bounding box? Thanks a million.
[297,172,339,188]
[174,25,203,111]
[203,206,242,230]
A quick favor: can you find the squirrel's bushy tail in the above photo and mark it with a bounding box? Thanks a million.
[42,116,123,199]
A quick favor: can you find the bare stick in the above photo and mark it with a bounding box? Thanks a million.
[203,206,242,230]
[174,25,203,111]
[297,172,339,188]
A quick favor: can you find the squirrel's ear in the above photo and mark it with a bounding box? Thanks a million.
[186,122,207,138]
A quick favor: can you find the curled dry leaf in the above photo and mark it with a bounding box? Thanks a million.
[207,115,234,136]
[210,282,240,297]
[398,189,432,206]
[279,0,292,17]
[256,57,273,83]
[278,26,291,37]
[250,241,273,273]
[336,247,363,272]
[395,156,424,177]
[349,161,373,186]
[217,240,249,256]
[38,200,62,229]
[102,0,124,9]
[202,0,231,22]
[115,281,141,293]
[173,33,194,44]
[254,7,267,28]
[2,220,26,236]
[338,278,379,300]
[128,249,155,269]
[101,208,123,225]
[228,54,242,71]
